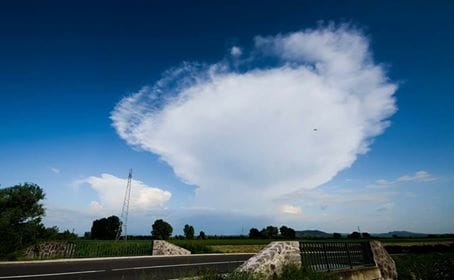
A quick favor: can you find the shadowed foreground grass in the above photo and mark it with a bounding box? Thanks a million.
[193,265,336,280]
[393,253,454,280]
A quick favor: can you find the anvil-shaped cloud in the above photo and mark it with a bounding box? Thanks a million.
[111,25,397,212]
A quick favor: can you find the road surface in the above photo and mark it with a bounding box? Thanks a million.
[0,254,254,280]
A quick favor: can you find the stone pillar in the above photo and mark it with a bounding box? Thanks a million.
[24,241,75,259]
[236,241,301,279]
[369,240,398,280]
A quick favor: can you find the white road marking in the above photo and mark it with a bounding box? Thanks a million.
[0,270,106,279]
[0,260,247,278]
[111,260,246,271]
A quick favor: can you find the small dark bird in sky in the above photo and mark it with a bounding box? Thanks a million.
[313,128,318,131]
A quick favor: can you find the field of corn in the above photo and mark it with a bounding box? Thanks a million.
[70,240,152,258]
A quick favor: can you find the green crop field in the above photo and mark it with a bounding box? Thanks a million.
[66,239,273,257]
[379,237,454,246]
[170,239,274,246]
[169,237,454,254]
[169,239,274,253]
[71,240,152,258]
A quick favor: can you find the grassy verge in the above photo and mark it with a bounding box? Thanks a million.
[393,253,454,279]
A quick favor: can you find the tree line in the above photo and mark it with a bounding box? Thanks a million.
[150,220,207,240]
[248,225,296,239]
[88,217,207,241]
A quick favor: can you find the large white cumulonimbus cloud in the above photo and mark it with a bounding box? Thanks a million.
[85,173,171,213]
[111,26,397,211]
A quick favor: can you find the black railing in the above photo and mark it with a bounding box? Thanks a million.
[299,240,375,272]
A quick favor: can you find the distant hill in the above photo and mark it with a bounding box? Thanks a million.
[296,230,332,238]
[295,229,429,238]
[373,231,428,238]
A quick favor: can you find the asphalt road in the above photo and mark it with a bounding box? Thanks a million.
[0,254,254,280]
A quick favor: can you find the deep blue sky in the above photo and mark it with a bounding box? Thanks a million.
[1,1,453,235]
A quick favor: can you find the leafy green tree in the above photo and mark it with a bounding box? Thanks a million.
[280,226,288,237]
[39,226,59,240]
[262,226,279,239]
[151,219,173,240]
[249,228,261,238]
[90,215,121,240]
[287,228,296,239]
[58,229,78,240]
[83,232,91,239]
[333,232,342,239]
[362,232,371,239]
[198,231,206,240]
[348,231,361,239]
[183,224,195,239]
[280,226,296,239]
[38,226,77,240]
[0,183,45,259]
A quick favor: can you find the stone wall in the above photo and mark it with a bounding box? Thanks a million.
[236,241,301,279]
[152,240,191,256]
[24,241,75,259]
[369,240,398,280]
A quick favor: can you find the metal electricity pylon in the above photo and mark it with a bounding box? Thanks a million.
[116,169,132,241]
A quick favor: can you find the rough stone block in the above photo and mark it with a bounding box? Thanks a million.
[152,240,191,256]
[236,241,301,279]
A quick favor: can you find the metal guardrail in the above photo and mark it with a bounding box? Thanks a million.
[299,240,375,272]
